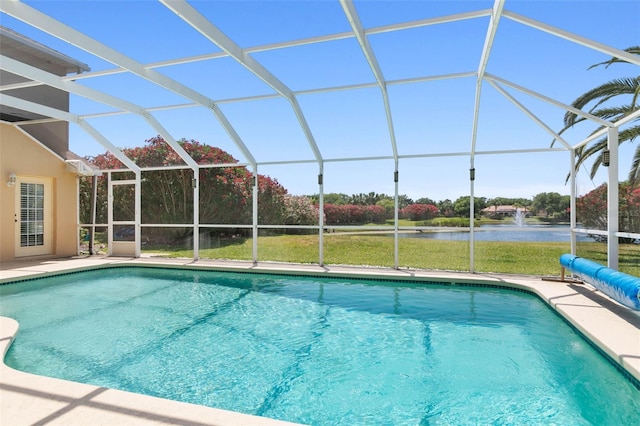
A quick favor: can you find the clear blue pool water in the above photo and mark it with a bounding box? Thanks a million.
[1,267,639,425]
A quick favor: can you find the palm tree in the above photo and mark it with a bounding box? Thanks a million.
[557,46,640,183]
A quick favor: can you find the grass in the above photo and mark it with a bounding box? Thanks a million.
[146,234,640,277]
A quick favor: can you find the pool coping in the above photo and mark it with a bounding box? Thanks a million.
[1,256,639,425]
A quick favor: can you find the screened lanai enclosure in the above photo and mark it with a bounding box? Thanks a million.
[1,0,639,275]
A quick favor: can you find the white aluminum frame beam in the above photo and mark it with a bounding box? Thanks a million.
[33,71,477,126]
[58,72,479,127]
[503,11,640,67]
[470,0,505,158]
[607,127,619,269]
[0,0,257,168]
[70,71,478,121]
[252,171,259,264]
[256,146,568,165]
[573,108,640,151]
[340,0,402,268]
[160,0,323,164]
[48,9,490,84]
[0,93,139,173]
[368,9,492,35]
[569,150,577,255]
[484,74,613,129]
[318,164,325,266]
[0,80,42,91]
[340,0,398,160]
[0,55,199,172]
[486,78,572,150]
[469,0,505,272]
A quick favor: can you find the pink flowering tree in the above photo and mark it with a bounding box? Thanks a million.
[283,195,319,225]
[322,204,387,225]
[576,182,640,238]
[400,203,440,221]
[80,137,293,238]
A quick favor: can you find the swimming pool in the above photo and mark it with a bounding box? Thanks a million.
[1,267,638,425]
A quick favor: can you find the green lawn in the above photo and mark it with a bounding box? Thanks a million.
[146,234,640,277]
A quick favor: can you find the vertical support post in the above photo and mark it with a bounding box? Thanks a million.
[134,170,141,258]
[107,171,113,256]
[393,161,399,269]
[607,127,619,269]
[469,166,476,273]
[569,150,577,256]
[193,170,199,261]
[318,164,324,266]
[75,175,80,254]
[90,174,98,255]
[252,169,259,264]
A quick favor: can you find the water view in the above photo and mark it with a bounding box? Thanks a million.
[401,225,593,242]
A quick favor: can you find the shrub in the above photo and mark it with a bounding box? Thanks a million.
[400,204,439,221]
[323,204,387,225]
[283,195,319,226]
[416,217,478,227]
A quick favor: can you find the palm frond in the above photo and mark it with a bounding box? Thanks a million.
[629,143,640,184]
[573,125,640,179]
[588,104,640,121]
[552,116,588,147]
[587,46,640,70]
[563,77,640,127]
[575,139,607,176]
[620,125,640,143]
[580,113,639,143]
[560,46,640,181]
[589,153,603,179]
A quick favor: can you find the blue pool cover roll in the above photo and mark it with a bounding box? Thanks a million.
[559,254,640,310]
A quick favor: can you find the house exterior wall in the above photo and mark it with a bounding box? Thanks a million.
[0,123,77,262]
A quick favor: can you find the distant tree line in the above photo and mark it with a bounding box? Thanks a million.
[308,192,571,222]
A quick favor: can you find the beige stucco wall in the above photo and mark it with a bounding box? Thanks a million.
[0,123,78,263]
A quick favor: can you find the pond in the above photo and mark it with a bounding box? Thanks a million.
[400,225,594,242]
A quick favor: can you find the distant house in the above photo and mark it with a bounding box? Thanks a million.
[481,205,529,218]
[0,26,94,263]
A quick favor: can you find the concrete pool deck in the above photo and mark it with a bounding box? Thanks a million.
[1,256,639,425]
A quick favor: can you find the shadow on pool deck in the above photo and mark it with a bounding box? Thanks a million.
[565,283,640,329]
[0,382,233,426]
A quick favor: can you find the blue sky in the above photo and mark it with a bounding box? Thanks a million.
[2,0,639,202]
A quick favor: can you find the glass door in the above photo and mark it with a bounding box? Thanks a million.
[14,176,52,257]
